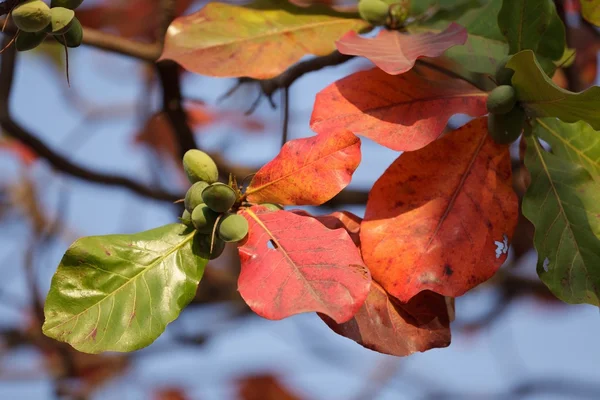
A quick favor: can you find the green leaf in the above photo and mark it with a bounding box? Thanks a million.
[506,50,600,130]
[43,224,207,354]
[523,136,600,306]
[581,0,600,26]
[159,0,369,79]
[413,0,508,75]
[498,0,565,61]
[534,118,600,181]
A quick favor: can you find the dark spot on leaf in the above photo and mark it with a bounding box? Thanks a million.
[444,264,453,276]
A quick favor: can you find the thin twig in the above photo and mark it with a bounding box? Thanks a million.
[280,86,290,147]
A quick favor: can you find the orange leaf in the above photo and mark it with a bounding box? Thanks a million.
[159,1,369,79]
[336,23,467,75]
[0,138,38,166]
[360,118,518,301]
[320,283,452,356]
[310,66,487,151]
[246,130,361,205]
[238,206,371,323]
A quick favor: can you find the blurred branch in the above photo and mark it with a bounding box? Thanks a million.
[0,0,18,17]
[0,38,180,202]
[421,377,600,399]
[81,28,161,62]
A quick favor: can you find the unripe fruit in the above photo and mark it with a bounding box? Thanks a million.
[12,0,51,33]
[217,213,249,243]
[261,203,284,212]
[51,0,84,10]
[49,7,75,35]
[487,106,526,145]
[191,204,220,234]
[54,17,82,48]
[179,209,192,226]
[486,85,517,115]
[15,30,46,51]
[358,0,389,25]
[202,183,236,213]
[194,234,226,260]
[495,56,514,86]
[184,181,210,212]
[182,149,218,184]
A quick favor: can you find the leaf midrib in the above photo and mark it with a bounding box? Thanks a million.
[44,231,196,333]
[174,14,364,54]
[246,138,357,198]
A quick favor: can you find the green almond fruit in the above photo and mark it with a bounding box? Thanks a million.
[182,149,218,184]
[217,213,249,243]
[194,234,226,260]
[358,0,389,25]
[202,183,236,213]
[487,106,526,145]
[486,85,517,115]
[54,17,82,48]
[184,181,210,213]
[191,204,220,234]
[261,203,284,212]
[12,0,51,33]
[49,7,75,35]
[495,56,514,86]
[15,30,46,51]
[51,0,84,10]
[179,209,192,227]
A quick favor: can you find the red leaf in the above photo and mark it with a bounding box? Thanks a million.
[360,118,519,301]
[320,283,452,356]
[336,23,467,75]
[246,130,361,205]
[238,206,371,323]
[310,66,487,151]
[291,209,361,247]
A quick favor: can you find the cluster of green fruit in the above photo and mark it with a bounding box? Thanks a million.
[486,58,528,144]
[11,0,84,52]
[179,150,249,259]
[358,0,409,27]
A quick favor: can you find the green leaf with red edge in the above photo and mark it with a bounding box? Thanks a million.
[336,23,467,75]
[246,130,361,206]
[291,209,362,247]
[310,65,487,152]
[159,0,369,79]
[320,284,452,356]
[237,206,371,323]
[360,118,519,302]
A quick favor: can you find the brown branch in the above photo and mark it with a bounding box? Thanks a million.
[82,28,160,62]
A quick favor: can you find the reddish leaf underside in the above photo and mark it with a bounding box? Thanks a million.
[310,66,487,151]
[336,22,467,75]
[360,118,518,301]
[320,283,452,356]
[291,209,362,247]
[238,206,371,323]
[246,130,361,205]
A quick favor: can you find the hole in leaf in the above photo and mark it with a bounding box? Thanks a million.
[267,240,278,250]
[542,257,550,272]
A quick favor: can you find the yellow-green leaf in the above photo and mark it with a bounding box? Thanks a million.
[159,0,369,79]
[534,118,600,181]
[581,0,600,26]
[43,224,207,354]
